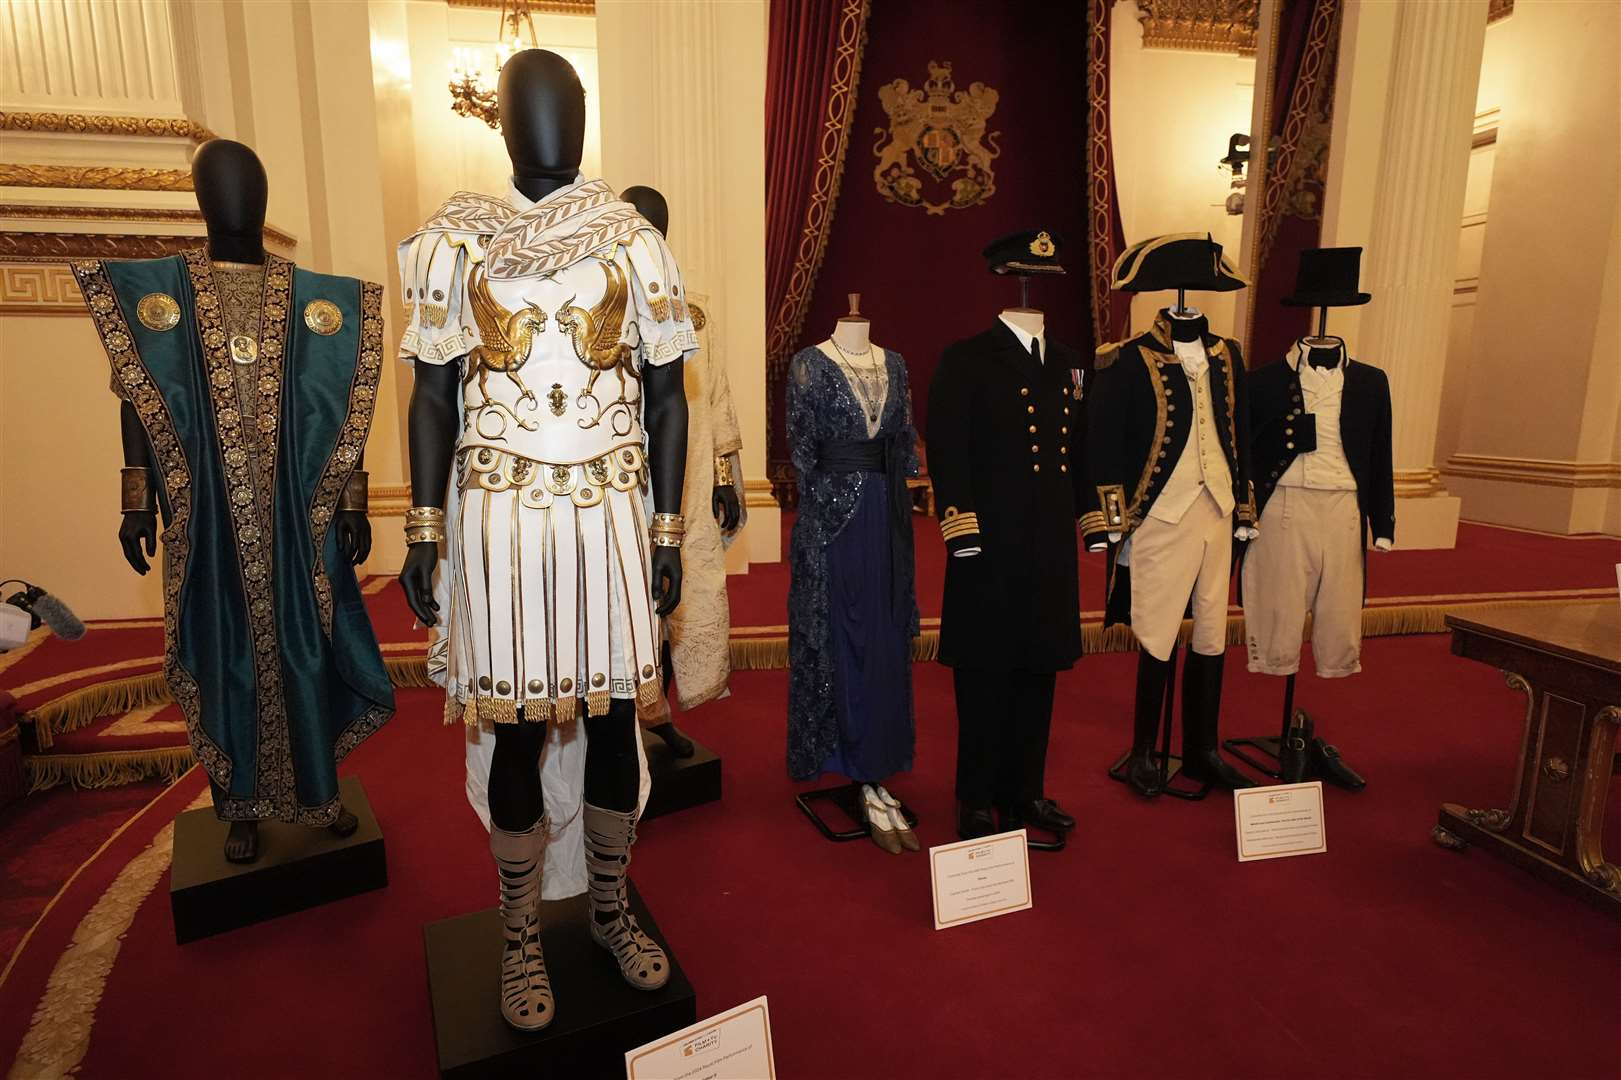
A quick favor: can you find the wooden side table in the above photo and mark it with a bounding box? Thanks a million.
[1436,601,1621,916]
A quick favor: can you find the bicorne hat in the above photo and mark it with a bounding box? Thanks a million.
[1111,232,1248,293]
[1282,246,1372,307]
[983,229,1066,275]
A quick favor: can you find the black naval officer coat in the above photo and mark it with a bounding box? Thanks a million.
[1081,311,1256,625]
[1248,351,1395,543]
[926,320,1087,673]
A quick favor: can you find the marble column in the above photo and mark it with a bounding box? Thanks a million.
[1349,0,1488,548]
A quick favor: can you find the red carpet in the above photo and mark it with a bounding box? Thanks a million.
[3,634,1618,1078]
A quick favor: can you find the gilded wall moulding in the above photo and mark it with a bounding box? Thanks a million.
[447,0,595,13]
[1135,0,1260,56]
[0,111,216,143]
[872,59,1001,216]
[0,204,296,251]
[0,262,83,314]
[1,232,198,264]
[0,165,193,192]
[1488,0,1514,24]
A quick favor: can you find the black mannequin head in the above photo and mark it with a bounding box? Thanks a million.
[190,139,268,263]
[621,185,669,238]
[498,49,586,200]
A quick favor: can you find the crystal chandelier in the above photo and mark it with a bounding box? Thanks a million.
[448,1,540,129]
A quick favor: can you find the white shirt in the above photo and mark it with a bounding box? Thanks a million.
[1279,340,1358,492]
[998,314,1045,361]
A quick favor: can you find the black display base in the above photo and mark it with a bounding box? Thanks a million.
[1106,750,1213,801]
[1221,734,1285,780]
[639,730,721,821]
[169,774,387,944]
[424,882,696,1080]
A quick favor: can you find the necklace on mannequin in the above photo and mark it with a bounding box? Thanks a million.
[830,339,883,425]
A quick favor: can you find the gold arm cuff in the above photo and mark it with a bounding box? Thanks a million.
[940,519,981,538]
[648,532,684,548]
[404,526,446,545]
[121,467,156,513]
[713,456,735,487]
[337,470,368,512]
[1096,484,1127,529]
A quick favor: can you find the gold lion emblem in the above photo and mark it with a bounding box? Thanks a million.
[873,60,1001,216]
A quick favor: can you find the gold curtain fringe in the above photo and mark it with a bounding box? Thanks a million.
[384,655,436,688]
[25,746,194,793]
[28,673,170,748]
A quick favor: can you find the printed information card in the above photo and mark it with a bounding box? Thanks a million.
[1234,781,1328,862]
[929,829,1033,930]
[624,996,776,1080]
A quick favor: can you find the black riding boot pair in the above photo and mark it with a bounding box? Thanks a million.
[1126,647,1254,795]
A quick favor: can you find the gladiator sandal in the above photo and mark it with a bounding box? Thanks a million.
[490,819,555,1031]
[582,803,670,990]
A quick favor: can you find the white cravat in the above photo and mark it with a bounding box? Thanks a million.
[1172,336,1207,379]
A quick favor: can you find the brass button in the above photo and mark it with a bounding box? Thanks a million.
[1060,446,1067,455]
[1027,406,1035,415]
[1020,387,1030,396]
[642,664,655,678]
[1286,442,1295,449]
[1032,464,1041,473]
[495,680,511,695]
[1285,427,1293,436]
[559,678,573,694]
[1158,450,1167,459]
[1028,425,1037,434]
[1063,407,1071,415]
[1167,404,1176,412]
[478,676,492,691]
[1166,420,1176,428]
[1153,465,1162,474]
[1031,444,1039,453]
[1060,464,1068,473]
[528,679,545,694]
[592,673,606,688]
[1162,437,1172,446]
[1060,426,1068,434]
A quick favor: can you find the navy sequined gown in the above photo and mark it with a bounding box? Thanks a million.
[785,345,920,782]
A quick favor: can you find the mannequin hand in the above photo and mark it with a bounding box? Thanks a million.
[119,511,158,575]
[712,484,741,531]
[335,510,372,565]
[1373,537,1393,552]
[399,541,441,626]
[650,546,682,616]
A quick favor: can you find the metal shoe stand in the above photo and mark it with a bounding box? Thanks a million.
[1107,642,1213,801]
[795,782,918,842]
[1221,672,1367,790]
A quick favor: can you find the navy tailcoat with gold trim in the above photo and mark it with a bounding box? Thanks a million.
[1082,313,1256,625]
[926,322,1087,672]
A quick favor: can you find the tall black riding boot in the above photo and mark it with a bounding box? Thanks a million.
[1179,649,1255,789]
[1127,649,1169,797]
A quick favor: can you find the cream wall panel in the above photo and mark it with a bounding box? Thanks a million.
[0,313,164,619]
[1111,0,1254,334]
[0,0,184,115]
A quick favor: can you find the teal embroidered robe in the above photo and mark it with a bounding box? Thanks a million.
[73,250,395,825]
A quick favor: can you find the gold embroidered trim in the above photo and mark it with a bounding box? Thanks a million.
[309,283,385,635]
[181,248,308,822]
[1128,349,1168,527]
[71,257,227,788]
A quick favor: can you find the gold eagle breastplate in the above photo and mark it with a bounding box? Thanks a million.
[458,247,644,465]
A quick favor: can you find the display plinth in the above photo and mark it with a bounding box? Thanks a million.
[639,730,721,821]
[424,882,696,1080]
[170,774,387,944]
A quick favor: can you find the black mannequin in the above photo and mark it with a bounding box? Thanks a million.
[117,139,364,861]
[398,51,687,829]
[621,183,739,760]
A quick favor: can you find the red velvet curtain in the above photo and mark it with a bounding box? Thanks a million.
[1087,0,1132,346]
[765,0,872,501]
[1245,0,1344,368]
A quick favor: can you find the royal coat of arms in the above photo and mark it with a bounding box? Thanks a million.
[873,60,1002,216]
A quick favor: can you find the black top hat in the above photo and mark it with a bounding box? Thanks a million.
[1111,233,1248,293]
[983,229,1066,275]
[1282,247,1371,307]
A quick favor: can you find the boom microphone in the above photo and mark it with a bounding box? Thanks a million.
[31,592,86,641]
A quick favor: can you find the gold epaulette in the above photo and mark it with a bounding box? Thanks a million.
[1094,340,1124,370]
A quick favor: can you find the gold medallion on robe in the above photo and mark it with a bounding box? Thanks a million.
[304,299,343,335]
[229,334,258,365]
[136,292,181,331]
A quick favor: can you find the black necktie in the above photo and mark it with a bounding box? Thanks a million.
[1031,338,1042,366]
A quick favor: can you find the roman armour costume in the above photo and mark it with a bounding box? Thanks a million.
[399,178,696,901]
[74,252,395,823]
